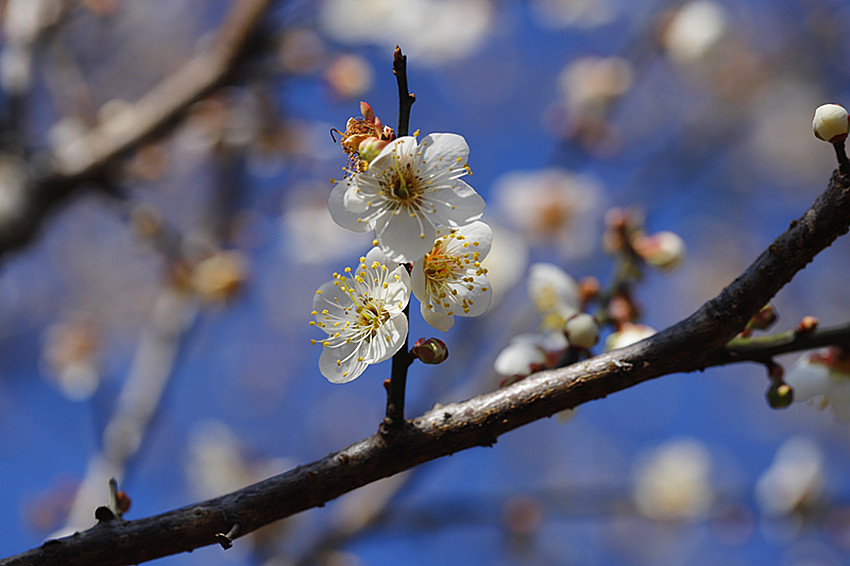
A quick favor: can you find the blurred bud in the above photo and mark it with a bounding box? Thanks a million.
[357,136,389,164]
[766,382,794,409]
[632,230,686,270]
[564,313,599,349]
[796,315,818,335]
[115,490,131,514]
[410,337,449,365]
[813,104,849,143]
[748,303,778,332]
[191,251,249,304]
[578,276,600,306]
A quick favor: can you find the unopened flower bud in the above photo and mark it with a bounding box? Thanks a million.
[795,315,818,335]
[766,382,794,409]
[411,337,449,365]
[358,136,389,164]
[564,313,599,350]
[748,303,778,332]
[632,231,686,270]
[813,104,849,143]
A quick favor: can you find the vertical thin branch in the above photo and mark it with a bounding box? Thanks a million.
[392,46,416,138]
[833,141,850,178]
[384,47,416,430]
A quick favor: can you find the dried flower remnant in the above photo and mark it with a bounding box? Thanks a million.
[333,101,395,173]
[411,221,492,331]
[311,247,411,383]
[329,133,485,263]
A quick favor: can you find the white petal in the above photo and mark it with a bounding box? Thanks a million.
[828,377,850,421]
[343,184,369,213]
[421,303,454,331]
[313,280,353,322]
[369,312,408,364]
[328,179,371,232]
[427,180,485,226]
[784,356,831,401]
[528,262,579,314]
[375,208,436,263]
[419,133,469,168]
[382,265,411,314]
[453,220,493,259]
[319,341,368,384]
[494,341,546,377]
[410,260,427,304]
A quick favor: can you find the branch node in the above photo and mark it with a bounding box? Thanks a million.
[215,522,241,550]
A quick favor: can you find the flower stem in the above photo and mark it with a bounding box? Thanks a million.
[384,48,415,429]
[833,141,850,178]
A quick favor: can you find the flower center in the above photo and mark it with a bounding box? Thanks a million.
[355,299,389,338]
[423,245,462,284]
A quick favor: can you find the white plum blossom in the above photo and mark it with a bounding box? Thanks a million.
[311,248,411,383]
[632,438,713,522]
[755,437,824,517]
[411,221,492,331]
[329,133,485,263]
[527,262,580,330]
[784,347,850,421]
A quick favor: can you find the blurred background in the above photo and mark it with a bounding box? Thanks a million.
[2,0,850,564]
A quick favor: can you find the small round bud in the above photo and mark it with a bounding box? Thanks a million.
[813,104,849,143]
[411,337,449,365]
[795,315,818,335]
[766,382,794,409]
[632,231,686,271]
[358,136,389,164]
[748,303,778,332]
[564,313,599,350]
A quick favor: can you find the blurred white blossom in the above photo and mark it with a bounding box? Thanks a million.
[755,437,824,517]
[633,438,713,521]
[492,169,602,259]
[319,0,493,63]
[784,348,850,421]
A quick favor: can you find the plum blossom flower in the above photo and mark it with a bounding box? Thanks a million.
[527,262,580,330]
[311,248,410,383]
[784,347,850,421]
[411,221,492,331]
[755,437,824,517]
[633,438,713,522]
[329,133,485,263]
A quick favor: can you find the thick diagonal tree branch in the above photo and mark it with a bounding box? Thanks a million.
[0,0,276,264]
[2,169,849,566]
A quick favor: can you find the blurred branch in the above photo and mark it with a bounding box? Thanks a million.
[0,0,276,265]
[3,167,850,565]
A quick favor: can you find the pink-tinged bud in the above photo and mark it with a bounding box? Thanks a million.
[813,104,849,143]
[360,101,375,123]
[411,337,449,365]
[796,315,818,335]
[632,230,686,270]
[564,313,599,350]
[357,136,389,164]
